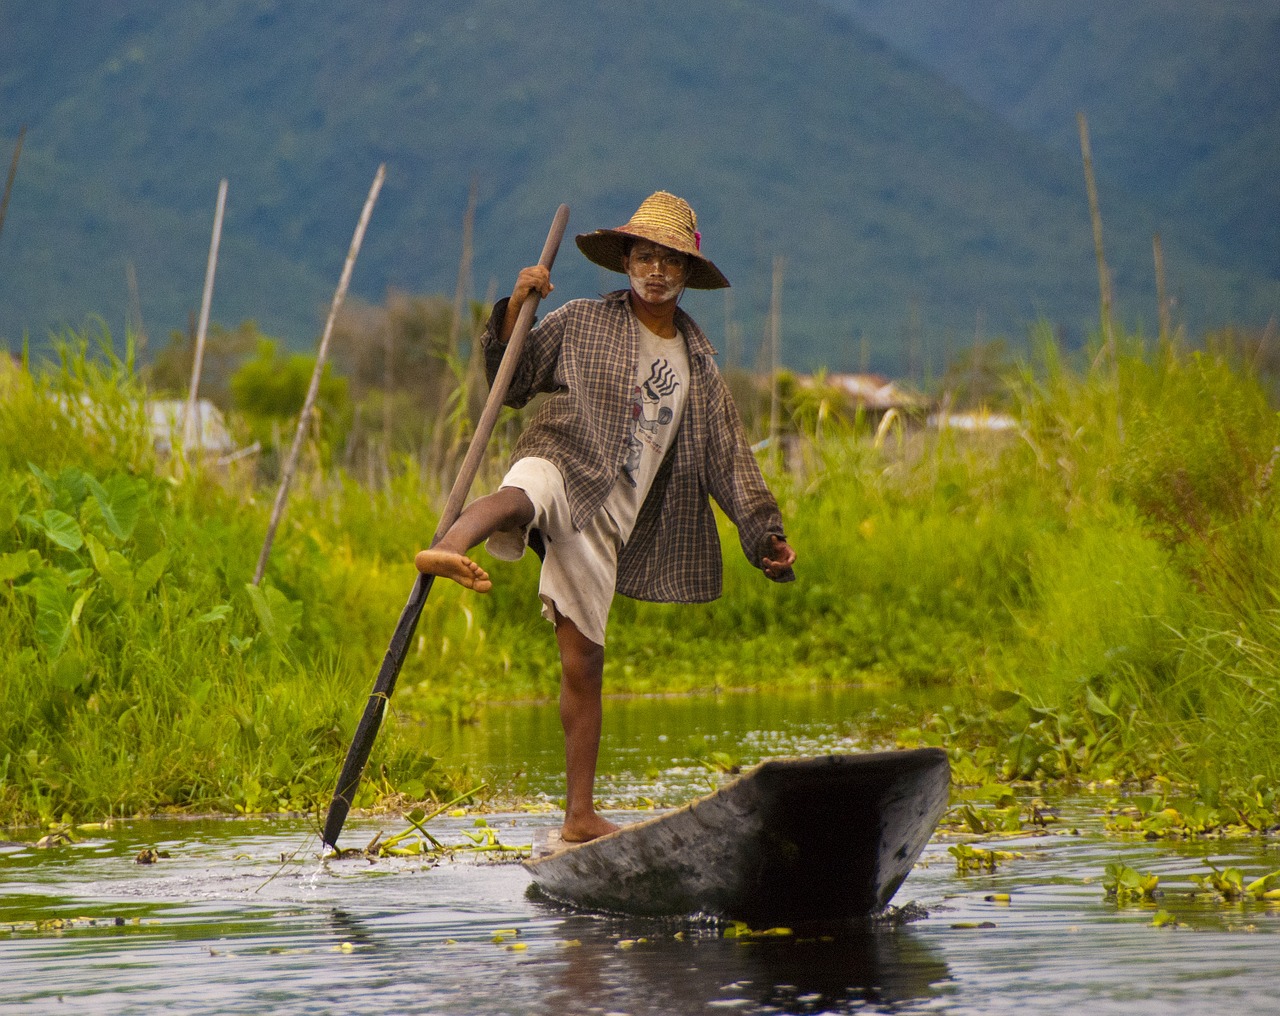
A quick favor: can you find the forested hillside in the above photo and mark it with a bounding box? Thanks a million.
[2,0,1276,373]
[827,0,1280,278]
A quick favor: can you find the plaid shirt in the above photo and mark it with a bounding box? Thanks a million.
[482,290,785,603]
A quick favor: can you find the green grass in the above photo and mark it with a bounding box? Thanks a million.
[0,331,452,826]
[2,323,1279,828]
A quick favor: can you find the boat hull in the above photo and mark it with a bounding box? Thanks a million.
[523,748,950,924]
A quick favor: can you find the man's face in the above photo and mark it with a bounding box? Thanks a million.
[623,242,690,307]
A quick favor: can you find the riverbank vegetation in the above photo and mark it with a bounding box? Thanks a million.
[1,320,1278,830]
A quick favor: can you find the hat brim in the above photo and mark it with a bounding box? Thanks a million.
[575,227,730,290]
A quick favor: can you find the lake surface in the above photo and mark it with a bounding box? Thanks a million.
[3,689,1279,1015]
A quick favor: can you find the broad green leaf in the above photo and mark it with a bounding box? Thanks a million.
[270,748,292,781]
[41,509,84,552]
[188,676,212,706]
[102,550,135,601]
[55,466,90,512]
[1245,870,1280,896]
[84,475,125,540]
[197,604,232,624]
[51,651,87,691]
[134,548,169,594]
[70,586,94,628]
[86,473,145,541]
[1085,687,1118,718]
[0,495,18,535]
[30,577,75,659]
[27,463,56,499]
[84,532,111,575]
[30,464,89,514]
[244,582,303,649]
[0,549,40,582]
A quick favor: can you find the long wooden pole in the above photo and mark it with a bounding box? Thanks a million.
[768,255,783,465]
[0,126,26,244]
[430,176,480,472]
[254,164,386,586]
[184,178,228,453]
[723,288,737,370]
[1153,232,1172,346]
[321,203,570,849]
[126,260,148,357]
[448,175,478,358]
[1077,111,1114,361]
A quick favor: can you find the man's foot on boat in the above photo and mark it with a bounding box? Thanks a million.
[414,548,492,592]
[560,814,620,844]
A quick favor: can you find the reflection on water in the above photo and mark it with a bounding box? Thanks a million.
[532,912,949,1015]
[2,690,1279,1014]
[414,685,932,805]
[461,917,935,1015]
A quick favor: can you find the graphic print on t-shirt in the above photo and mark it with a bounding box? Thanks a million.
[623,357,680,484]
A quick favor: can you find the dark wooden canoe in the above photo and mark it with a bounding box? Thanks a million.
[524,748,950,925]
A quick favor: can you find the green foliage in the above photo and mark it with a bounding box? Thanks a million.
[229,338,352,455]
[6,322,1280,827]
[1103,862,1160,904]
[144,320,260,407]
[949,843,1022,874]
[1103,780,1280,839]
[0,337,451,826]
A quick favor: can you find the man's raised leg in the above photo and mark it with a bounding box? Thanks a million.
[415,487,534,592]
[555,611,620,843]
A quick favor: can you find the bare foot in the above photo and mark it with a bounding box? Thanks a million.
[414,548,492,592]
[561,813,620,844]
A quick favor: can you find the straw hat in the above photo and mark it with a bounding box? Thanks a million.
[575,191,730,290]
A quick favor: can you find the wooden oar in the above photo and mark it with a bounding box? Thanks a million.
[321,203,570,849]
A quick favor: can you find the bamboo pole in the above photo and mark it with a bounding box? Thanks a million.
[431,177,479,474]
[184,178,228,453]
[126,260,148,358]
[768,255,784,465]
[1077,111,1114,361]
[1153,232,1172,346]
[0,126,26,244]
[908,301,923,387]
[723,288,737,370]
[448,175,478,357]
[253,163,386,586]
[382,308,394,463]
[466,276,499,427]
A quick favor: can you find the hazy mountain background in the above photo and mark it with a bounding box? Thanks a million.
[824,0,1280,278]
[1,0,1276,376]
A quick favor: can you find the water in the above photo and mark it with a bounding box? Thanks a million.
[3,689,1279,1015]
[417,685,921,805]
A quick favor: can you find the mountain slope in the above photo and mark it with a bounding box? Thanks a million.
[2,0,1276,374]
[824,0,1280,279]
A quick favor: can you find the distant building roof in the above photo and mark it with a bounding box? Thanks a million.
[798,372,929,411]
[927,410,1020,432]
[147,399,236,455]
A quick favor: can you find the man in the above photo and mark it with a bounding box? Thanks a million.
[416,191,796,842]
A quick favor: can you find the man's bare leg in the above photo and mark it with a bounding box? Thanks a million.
[555,611,620,843]
[415,487,534,592]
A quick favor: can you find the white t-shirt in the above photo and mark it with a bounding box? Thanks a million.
[603,319,689,540]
